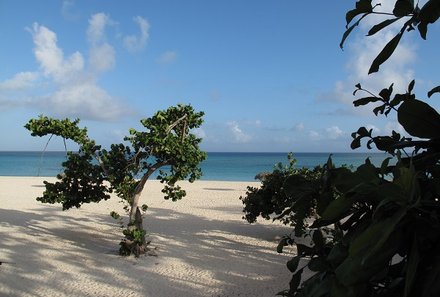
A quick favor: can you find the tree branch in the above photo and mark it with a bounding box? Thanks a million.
[166,114,187,134]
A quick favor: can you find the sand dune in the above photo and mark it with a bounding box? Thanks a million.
[0,177,294,297]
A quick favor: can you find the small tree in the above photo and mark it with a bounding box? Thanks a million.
[25,104,206,256]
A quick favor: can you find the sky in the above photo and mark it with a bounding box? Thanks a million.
[1,0,439,152]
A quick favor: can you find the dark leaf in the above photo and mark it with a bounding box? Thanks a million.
[312,229,325,250]
[369,31,404,74]
[336,210,406,286]
[368,18,401,35]
[380,157,392,175]
[346,0,373,24]
[356,127,370,137]
[404,237,419,297]
[379,84,394,101]
[289,269,304,294]
[351,137,361,150]
[398,99,440,138]
[341,12,370,49]
[390,93,407,107]
[393,0,414,17]
[373,136,398,151]
[340,22,358,49]
[418,0,440,39]
[373,105,386,116]
[327,243,348,268]
[277,237,290,253]
[308,257,328,272]
[297,243,315,256]
[287,256,301,273]
[408,79,415,93]
[428,85,440,98]
[353,97,380,106]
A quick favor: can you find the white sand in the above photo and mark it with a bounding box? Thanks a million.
[0,177,294,297]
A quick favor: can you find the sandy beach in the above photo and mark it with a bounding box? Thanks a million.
[0,177,294,297]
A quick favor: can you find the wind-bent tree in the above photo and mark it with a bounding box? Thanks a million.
[25,104,206,256]
[242,1,440,296]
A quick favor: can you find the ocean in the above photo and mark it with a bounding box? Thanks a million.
[0,151,390,181]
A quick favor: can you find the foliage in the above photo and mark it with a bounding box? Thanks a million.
[341,0,440,74]
[240,1,440,296]
[240,153,324,236]
[25,104,206,256]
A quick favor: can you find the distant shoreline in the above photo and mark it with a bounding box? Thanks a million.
[0,151,391,181]
[0,150,388,154]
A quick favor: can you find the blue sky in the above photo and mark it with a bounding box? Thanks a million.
[1,1,439,152]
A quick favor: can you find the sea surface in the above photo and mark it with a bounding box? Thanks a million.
[0,151,391,181]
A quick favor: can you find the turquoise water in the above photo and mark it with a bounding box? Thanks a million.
[0,151,390,181]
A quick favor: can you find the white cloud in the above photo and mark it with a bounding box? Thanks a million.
[31,23,85,84]
[40,82,130,121]
[326,126,344,139]
[0,72,39,90]
[309,130,321,141]
[61,0,79,21]
[192,127,206,139]
[227,121,251,143]
[89,43,115,73]
[123,16,149,53]
[293,122,304,132]
[87,13,112,44]
[24,22,130,120]
[366,124,380,134]
[87,13,116,73]
[384,121,405,135]
[157,51,177,65]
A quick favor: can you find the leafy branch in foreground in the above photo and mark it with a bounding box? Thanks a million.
[240,0,440,295]
[25,104,206,257]
[341,0,440,74]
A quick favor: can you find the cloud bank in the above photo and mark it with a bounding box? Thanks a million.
[0,12,151,121]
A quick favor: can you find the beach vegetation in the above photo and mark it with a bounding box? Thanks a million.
[241,1,440,296]
[25,104,206,257]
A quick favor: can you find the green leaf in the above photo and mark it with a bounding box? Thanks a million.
[369,31,404,74]
[367,18,400,36]
[320,195,353,223]
[336,209,406,286]
[397,99,440,138]
[428,85,440,98]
